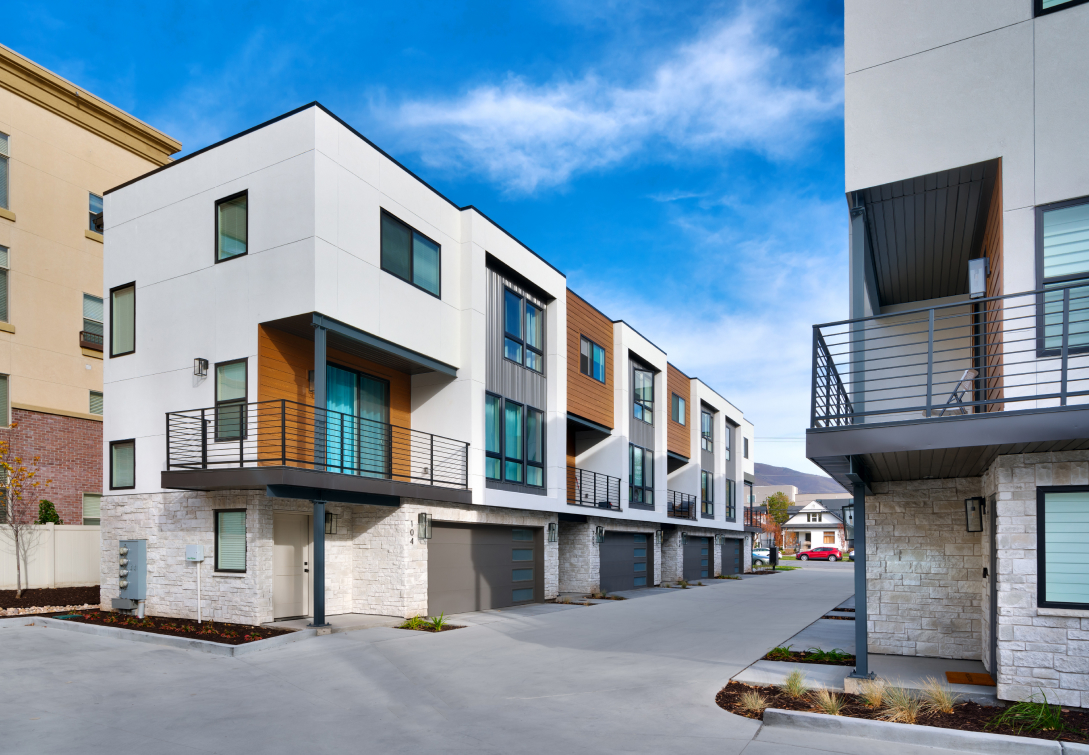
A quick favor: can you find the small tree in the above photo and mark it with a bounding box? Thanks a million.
[0,423,52,597]
[36,500,62,524]
[765,491,791,547]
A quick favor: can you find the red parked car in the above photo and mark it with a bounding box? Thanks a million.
[797,546,843,562]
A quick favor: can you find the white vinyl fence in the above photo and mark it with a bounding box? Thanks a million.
[0,524,100,590]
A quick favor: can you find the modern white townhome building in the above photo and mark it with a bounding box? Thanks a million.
[100,103,756,627]
[807,0,1089,704]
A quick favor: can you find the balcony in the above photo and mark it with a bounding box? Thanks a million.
[667,490,697,520]
[566,467,620,511]
[163,399,471,505]
[80,330,103,352]
[808,283,1089,486]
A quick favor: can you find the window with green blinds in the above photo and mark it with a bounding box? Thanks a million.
[110,440,134,489]
[0,246,8,323]
[0,374,8,428]
[110,284,135,356]
[1041,491,1089,607]
[82,493,101,525]
[216,193,247,262]
[1041,200,1089,350]
[83,293,104,336]
[0,132,9,210]
[89,390,103,415]
[216,510,246,572]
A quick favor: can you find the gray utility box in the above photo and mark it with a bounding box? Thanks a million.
[118,539,147,600]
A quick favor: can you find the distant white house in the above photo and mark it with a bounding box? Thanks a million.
[783,501,846,552]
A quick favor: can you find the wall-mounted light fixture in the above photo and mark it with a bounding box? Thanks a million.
[547,522,557,543]
[594,526,604,544]
[325,512,337,535]
[308,370,315,393]
[842,503,855,543]
[965,497,985,533]
[681,531,688,546]
[418,512,433,540]
[194,358,208,378]
[968,257,990,299]
[655,530,662,545]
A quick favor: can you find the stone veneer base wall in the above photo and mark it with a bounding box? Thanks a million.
[556,518,663,593]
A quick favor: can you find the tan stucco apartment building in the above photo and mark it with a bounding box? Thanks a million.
[0,44,179,525]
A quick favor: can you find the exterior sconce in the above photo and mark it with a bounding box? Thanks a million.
[842,503,855,542]
[418,512,432,540]
[594,526,604,544]
[547,522,557,543]
[965,497,984,533]
[324,512,337,535]
[681,531,688,546]
[308,370,315,393]
[654,530,662,545]
[968,257,990,299]
[194,358,208,378]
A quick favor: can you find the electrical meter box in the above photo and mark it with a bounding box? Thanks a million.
[118,539,147,600]
[185,544,204,562]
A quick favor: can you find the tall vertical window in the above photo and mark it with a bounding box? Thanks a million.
[744,436,749,459]
[0,132,9,210]
[110,439,135,490]
[525,302,543,373]
[380,210,441,297]
[89,390,103,416]
[701,410,713,451]
[215,510,247,572]
[723,423,732,461]
[633,367,653,424]
[83,293,103,347]
[504,289,523,363]
[216,192,247,262]
[1038,488,1089,608]
[725,478,735,519]
[629,444,654,508]
[701,470,713,518]
[0,374,8,427]
[1035,0,1089,17]
[671,394,686,425]
[502,288,544,374]
[526,408,544,487]
[215,360,247,440]
[89,193,103,233]
[109,283,135,357]
[0,246,8,323]
[580,337,606,382]
[82,493,102,526]
[503,400,523,483]
[485,393,501,480]
[1039,198,1089,351]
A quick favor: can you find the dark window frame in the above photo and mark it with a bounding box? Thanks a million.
[632,364,654,425]
[671,393,686,425]
[108,281,136,358]
[89,192,104,233]
[701,470,714,519]
[629,443,654,510]
[379,208,442,299]
[725,478,735,520]
[214,190,248,264]
[579,336,606,383]
[1034,0,1089,16]
[501,287,545,375]
[1037,485,1089,610]
[701,409,713,451]
[485,392,546,489]
[744,436,749,459]
[214,508,247,573]
[109,438,135,490]
[1035,195,1089,358]
[485,391,502,481]
[214,358,248,442]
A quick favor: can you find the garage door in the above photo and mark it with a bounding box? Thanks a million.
[428,524,543,616]
[682,536,710,581]
[600,531,652,592]
[722,538,741,575]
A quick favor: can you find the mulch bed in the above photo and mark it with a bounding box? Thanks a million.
[397,625,464,633]
[822,614,855,620]
[716,681,1089,744]
[41,610,291,645]
[761,650,856,666]
[0,586,99,610]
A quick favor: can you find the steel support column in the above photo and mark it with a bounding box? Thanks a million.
[309,499,328,628]
[848,478,872,679]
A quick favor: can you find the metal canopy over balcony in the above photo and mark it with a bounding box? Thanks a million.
[807,282,1089,488]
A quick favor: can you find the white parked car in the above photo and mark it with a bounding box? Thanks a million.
[752,548,771,565]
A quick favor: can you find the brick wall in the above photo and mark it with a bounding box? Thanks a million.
[8,408,102,525]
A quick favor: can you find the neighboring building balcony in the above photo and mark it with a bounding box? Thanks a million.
[80,330,104,352]
[566,466,620,511]
[666,490,697,520]
[163,399,471,505]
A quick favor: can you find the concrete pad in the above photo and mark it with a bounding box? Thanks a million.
[867,654,999,705]
[733,659,849,691]
[265,612,402,632]
[782,617,856,654]
[838,595,856,609]
[752,726,983,755]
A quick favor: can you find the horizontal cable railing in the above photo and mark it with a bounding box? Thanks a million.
[566,467,621,511]
[667,489,697,520]
[811,282,1089,427]
[166,399,468,489]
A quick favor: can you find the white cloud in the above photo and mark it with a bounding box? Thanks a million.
[383,5,842,192]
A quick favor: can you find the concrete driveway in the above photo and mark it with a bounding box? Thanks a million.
[1,570,861,755]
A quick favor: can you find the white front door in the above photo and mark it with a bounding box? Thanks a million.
[273,512,310,619]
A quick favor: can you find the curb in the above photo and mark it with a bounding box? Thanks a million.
[760,708,1066,755]
[22,617,317,657]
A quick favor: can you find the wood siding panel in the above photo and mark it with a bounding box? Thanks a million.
[982,161,1004,411]
[566,290,614,429]
[667,364,691,458]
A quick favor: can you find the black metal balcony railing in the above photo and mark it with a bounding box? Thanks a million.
[811,282,1089,427]
[667,490,697,520]
[79,330,104,352]
[166,399,469,489]
[567,467,620,511]
[745,506,768,529]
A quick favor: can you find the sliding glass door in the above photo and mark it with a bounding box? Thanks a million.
[326,364,390,478]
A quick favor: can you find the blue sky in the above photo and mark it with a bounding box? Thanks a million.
[9,0,847,475]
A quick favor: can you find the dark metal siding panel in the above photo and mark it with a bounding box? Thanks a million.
[701,449,714,471]
[630,417,654,450]
[486,267,547,410]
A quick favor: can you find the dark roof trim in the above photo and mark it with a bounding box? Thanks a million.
[613,319,667,354]
[105,102,564,278]
[567,288,613,322]
[567,412,612,435]
[744,472,755,484]
[667,450,690,464]
[313,313,458,377]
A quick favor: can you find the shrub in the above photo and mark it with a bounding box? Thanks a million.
[987,691,1075,736]
[399,615,425,630]
[804,647,852,663]
[738,690,768,714]
[810,688,845,716]
[881,685,924,724]
[427,612,448,631]
[766,645,794,661]
[781,670,810,699]
[858,678,887,709]
[35,500,62,525]
[920,676,961,714]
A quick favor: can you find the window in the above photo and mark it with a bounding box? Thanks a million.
[89,390,103,416]
[380,210,440,297]
[0,246,8,323]
[215,359,247,440]
[745,480,754,506]
[109,283,135,357]
[526,407,544,487]
[701,470,713,518]
[485,393,547,488]
[501,288,544,373]
[504,289,523,363]
[485,394,501,480]
[1038,488,1089,608]
[725,478,735,519]
[580,337,606,382]
[824,532,835,545]
[215,192,247,262]
[629,444,654,508]
[0,132,8,210]
[633,367,653,424]
[110,439,135,490]
[807,512,823,523]
[215,510,246,572]
[525,302,543,373]
[82,493,101,525]
[1038,197,1089,352]
[671,394,686,425]
[89,193,103,233]
[723,423,732,461]
[1035,0,1089,16]
[701,410,713,451]
[504,399,523,483]
[744,437,749,459]
[0,374,7,427]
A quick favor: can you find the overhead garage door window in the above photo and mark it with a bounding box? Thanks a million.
[513,548,533,561]
[513,568,533,581]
